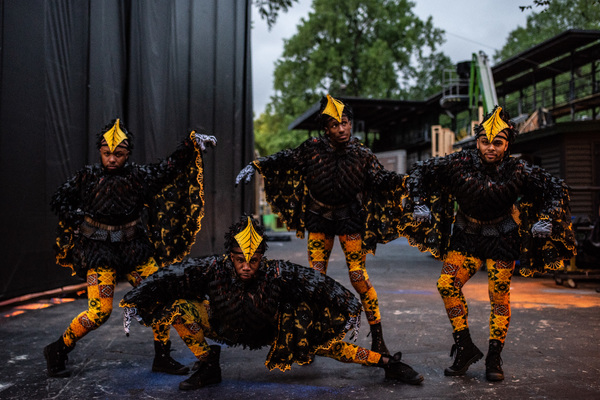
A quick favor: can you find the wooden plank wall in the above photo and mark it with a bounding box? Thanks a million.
[565,132,599,217]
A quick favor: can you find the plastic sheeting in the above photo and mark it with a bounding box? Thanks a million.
[0,0,254,300]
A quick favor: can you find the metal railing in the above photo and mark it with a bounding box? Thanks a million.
[501,70,599,120]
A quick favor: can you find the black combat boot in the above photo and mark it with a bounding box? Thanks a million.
[444,329,483,376]
[382,351,424,385]
[152,340,190,375]
[43,336,74,377]
[370,322,390,356]
[485,339,504,381]
[179,345,222,390]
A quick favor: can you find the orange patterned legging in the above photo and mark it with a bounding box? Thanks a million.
[162,298,383,366]
[437,250,515,342]
[307,232,381,324]
[61,258,179,348]
[315,340,382,366]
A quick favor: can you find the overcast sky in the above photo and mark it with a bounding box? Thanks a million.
[251,0,535,115]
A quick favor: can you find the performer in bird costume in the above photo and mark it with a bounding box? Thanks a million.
[120,216,423,390]
[236,95,406,356]
[44,118,216,377]
[400,106,576,381]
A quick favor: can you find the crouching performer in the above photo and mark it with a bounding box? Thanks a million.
[120,216,424,390]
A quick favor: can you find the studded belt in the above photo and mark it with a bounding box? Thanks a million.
[83,215,141,231]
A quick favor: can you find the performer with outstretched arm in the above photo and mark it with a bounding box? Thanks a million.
[44,118,216,377]
[236,95,406,356]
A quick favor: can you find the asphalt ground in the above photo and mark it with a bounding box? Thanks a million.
[1,233,599,399]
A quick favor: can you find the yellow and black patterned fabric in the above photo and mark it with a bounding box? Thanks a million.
[253,136,405,254]
[154,298,381,367]
[401,149,576,275]
[63,266,118,347]
[120,255,363,372]
[169,299,215,360]
[52,132,205,277]
[308,232,381,324]
[437,251,515,343]
[486,259,515,341]
[315,340,382,366]
[62,258,180,348]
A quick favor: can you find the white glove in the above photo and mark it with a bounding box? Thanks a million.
[235,164,255,186]
[122,307,141,337]
[532,220,552,238]
[413,204,431,223]
[194,133,217,152]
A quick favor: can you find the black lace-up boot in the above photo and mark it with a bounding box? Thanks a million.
[485,339,504,381]
[43,336,74,377]
[382,351,424,385]
[370,323,390,356]
[179,345,222,390]
[152,340,190,375]
[444,329,483,376]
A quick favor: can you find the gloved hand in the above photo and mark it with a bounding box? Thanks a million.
[122,307,143,337]
[532,220,552,238]
[413,204,431,223]
[194,133,217,152]
[235,164,255,186]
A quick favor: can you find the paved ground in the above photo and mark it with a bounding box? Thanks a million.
[1,233,599,399]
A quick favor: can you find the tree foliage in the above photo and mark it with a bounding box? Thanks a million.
[495,0,600,62]
[255,0,453,155]
[253,103,309,156]
[519,0,551,11]
[255,0,300,29]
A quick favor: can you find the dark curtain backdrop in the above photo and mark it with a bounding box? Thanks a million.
[0,0,255,300]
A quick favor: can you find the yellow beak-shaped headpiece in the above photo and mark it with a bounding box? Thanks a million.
[321,94,345,123]
[481,107,509,142]
[234,217,264,262]
[102,119,129,152]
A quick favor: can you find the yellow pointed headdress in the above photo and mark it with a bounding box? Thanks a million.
[321,94,345,123]
[480,107,509,142]
[102,118,129,152]
[234,217,264,262]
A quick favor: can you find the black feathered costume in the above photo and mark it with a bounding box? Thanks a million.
[44,125,206,379]
[401,148,576,276]
[51,131,205,278]
[120,255,367,372]
[247,96,405,355]
[253,135,405,253]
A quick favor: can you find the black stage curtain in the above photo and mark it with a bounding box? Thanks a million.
[0,0,254,301]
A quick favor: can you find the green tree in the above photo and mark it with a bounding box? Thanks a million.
[254,103,309,156]
[255,0,300,29]
[495,0,600,62]
[255,0,453,154]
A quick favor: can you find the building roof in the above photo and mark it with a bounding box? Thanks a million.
[492,29,600,96]
[288,95,440,132]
